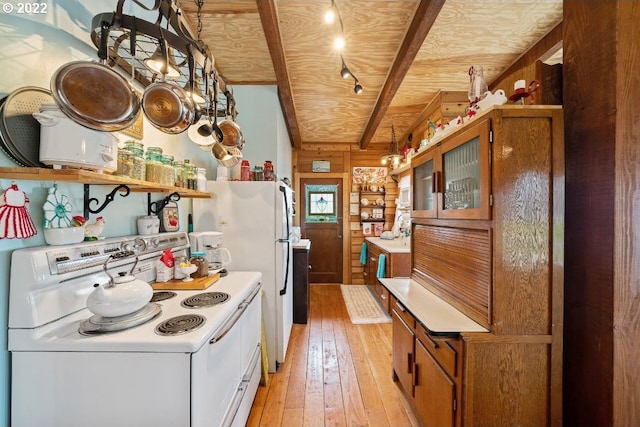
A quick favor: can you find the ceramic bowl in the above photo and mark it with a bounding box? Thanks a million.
[43,226,85,245]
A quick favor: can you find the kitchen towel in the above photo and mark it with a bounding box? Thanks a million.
[360,242,367,265]
[376,253,386,278]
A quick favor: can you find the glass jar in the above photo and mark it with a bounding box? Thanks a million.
[197,168,207,191]
[161,155,175,186]
[174,160,187,188]
[185,161,197,190]
[240,160,250,181]
[145,147,164,184]
[264,160,275,181]
[116,149,134,178]
[123,140,145,181]
[253,165,264,181]
[189,251,208,278]
[174,255,187,280]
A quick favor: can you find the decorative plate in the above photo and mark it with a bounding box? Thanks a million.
[43,183,73,228]
[376,198,385,206]
[360,198,369,206]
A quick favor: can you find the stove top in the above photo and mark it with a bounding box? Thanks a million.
[8,271,262,353]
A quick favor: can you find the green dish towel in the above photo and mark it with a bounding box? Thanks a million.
[376,254,386,278]
[360,242,367,265]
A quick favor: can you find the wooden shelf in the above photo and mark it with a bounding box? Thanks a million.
[0,167,212,199]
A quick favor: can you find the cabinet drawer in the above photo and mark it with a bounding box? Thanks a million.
[415,323,458,378]
[392,300,415,330]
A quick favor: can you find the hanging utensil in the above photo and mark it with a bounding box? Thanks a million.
[50,22,141,132]
[219,88,243,148]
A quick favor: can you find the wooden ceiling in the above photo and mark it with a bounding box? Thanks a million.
[178,0,563,150]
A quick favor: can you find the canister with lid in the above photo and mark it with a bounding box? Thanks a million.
[197,168,207,191]
[174,160,187,188]
[145,147,164,184]
[189,251,209,278]
[123,140,145,181]
[241,160,250,181]
[264,160,275,181]
[116,149,134,177]
[161,155,175,186]
[253,165,264,181]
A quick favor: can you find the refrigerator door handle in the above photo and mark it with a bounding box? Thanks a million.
[279,239,290,296]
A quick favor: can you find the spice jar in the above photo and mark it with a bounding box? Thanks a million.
[189,251,209,278]
[116,149,134,178]
[241,160,250,181]
[174,255,187,280]
[174,160,187,188]
[185,160,197,190]
[123,140,145,181]
[145,147,164,184]
[264,160,275,181]
[253,165,264,181]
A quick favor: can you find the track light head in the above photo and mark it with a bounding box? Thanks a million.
[340,62,351,79]
[354,80,363,94]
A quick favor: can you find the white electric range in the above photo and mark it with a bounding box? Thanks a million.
[8,231,262,427]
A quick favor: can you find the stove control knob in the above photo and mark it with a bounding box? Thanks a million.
[149,238,160,248]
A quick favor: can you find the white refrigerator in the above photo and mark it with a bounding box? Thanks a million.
[192,181,294,372]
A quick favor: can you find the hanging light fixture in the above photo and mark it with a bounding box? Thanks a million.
[325,0,364,94]
[381,125,402,166]
[144,39,181,79]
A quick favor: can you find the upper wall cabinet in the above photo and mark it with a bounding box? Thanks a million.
[412,118,491,220]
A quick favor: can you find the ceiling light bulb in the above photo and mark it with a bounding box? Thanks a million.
[333,36,345,51]
[381,157,388,165]
[324,8,335,24]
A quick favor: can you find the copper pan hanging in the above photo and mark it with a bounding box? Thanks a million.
[50,22,140,132]
[219,89,243,148]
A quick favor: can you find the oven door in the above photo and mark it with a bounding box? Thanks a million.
[191,283,262,427]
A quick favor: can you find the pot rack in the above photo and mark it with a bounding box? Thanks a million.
[90,0,232,117]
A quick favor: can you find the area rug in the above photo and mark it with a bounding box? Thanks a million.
[340,285,391,324]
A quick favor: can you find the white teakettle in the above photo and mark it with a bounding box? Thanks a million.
[87,254,152,318]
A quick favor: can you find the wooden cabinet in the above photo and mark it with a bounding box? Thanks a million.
[393,106,564,427]
[293,245,310,324]
[364,239,410,314]
[391,305,415,397]
[412,118,491,220]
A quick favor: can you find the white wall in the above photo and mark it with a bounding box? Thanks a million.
[0,2,288,424]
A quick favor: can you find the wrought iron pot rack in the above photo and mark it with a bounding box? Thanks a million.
[89,0,231,112]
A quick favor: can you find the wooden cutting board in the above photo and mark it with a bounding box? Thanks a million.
[151,273,220,290]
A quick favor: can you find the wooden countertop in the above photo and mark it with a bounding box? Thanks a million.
[379,277,488,334]
[292,239,311,250]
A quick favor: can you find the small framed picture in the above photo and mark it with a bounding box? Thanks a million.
[349,192,359,203]
[312,160,331,172]
[374,223,384,236]
[349,203,360,216]
[362,222,372,236]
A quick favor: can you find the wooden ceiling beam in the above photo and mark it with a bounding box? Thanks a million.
[257,0,302,149]
[359,0,446,150]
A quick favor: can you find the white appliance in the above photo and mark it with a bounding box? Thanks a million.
[8,231,262,427]
[193,180,294,372]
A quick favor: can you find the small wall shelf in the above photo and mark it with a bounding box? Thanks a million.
[0,167,212,219]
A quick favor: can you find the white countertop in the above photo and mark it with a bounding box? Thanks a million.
[379,277,488,334]
[292,239,311,250]
[365,237,410,253]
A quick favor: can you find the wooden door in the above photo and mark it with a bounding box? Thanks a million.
[300,178,343,283]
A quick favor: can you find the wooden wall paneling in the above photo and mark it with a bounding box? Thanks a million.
[563,2,640,426]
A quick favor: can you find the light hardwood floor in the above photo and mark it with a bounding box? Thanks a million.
[247,284,420,427]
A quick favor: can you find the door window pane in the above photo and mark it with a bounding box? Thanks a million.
[305,184,338,222]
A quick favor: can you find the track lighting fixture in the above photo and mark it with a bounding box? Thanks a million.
[354,79,363,95]
[340,57,351,79]
[325,1,364,94]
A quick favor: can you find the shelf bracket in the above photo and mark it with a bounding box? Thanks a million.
[84,184,131,219]
[148,192,181,215]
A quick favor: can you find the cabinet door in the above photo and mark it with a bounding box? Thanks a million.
[412,149,437,218]
[437,118,491,220]
[392,309,415,397]
[414,339,456,427]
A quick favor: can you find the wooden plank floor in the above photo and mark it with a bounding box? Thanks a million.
[247,284,420,427]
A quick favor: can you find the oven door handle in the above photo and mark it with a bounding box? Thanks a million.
[209,282,261,344]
